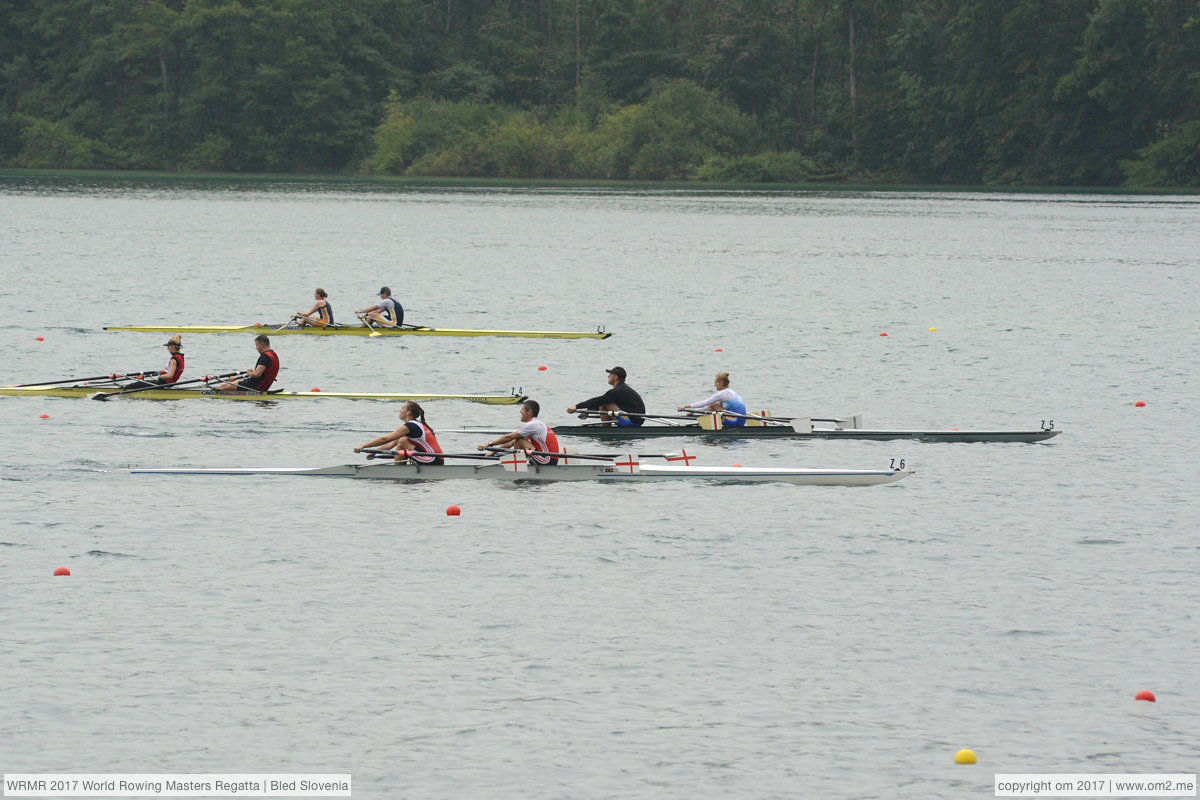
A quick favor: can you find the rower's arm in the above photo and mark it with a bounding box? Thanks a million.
[356,427,405,452]
[478,430,520,450]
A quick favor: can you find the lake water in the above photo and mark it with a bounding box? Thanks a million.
[1,176,1197,799]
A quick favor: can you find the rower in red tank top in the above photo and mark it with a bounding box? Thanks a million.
[476,399,560,464]
[160,335,185,384]
[216,334,280,392]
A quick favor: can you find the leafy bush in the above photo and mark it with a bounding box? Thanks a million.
[1122,121,1200,188]
[14,115,125,169]
[693,151,821,183]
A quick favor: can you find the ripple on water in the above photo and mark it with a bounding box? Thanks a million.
[105,428,177,438]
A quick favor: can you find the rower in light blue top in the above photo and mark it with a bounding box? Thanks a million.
[677,371,748,427]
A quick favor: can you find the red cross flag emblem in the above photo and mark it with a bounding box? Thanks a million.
[502,452,527,471]
[614,454,640,473]
[664,449,695,465]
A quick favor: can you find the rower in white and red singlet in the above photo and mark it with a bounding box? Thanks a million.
[477,399,560,464]
[124,334,186,389]
[355,400,444,464]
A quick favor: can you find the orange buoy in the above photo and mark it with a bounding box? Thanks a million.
[1135,690,1156,702]
[54,566,71,576]
[1134,400,1146,407]
[39,414,50,419]
[731,463,742,467]
[879,332,888,337]
[714,347,724,352]
[538,365,548,371]
[35,336,44,341]
[446,505,462,516]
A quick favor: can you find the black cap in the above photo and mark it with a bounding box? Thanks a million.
[606,366,627,380]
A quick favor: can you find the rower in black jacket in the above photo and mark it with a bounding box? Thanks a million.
[567,366,646,426]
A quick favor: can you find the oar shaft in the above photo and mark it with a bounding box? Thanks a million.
[576,410,699,422]
[92,371,242,400]
[361,448,490,461]
[16,369,161,387]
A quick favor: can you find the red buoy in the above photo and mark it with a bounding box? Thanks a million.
[1135,690,1156,702]
[311,387,321,392]
[446,505,462,516]
[1134,400,1146,407]
[54,566,71,576]
[35,336,44,341]
[39,414,50,419]
[714,347,724,352]
[879,332,888,337]
[538,365,548,371]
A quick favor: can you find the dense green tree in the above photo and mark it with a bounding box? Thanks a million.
[2,0,1198,185]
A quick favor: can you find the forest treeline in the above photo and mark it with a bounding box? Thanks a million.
[1,0,1198,187]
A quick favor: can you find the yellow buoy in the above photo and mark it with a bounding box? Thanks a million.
[954,748,976,764]
[928,327,937,332]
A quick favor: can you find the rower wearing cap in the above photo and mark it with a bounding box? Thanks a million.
[477,399,560,463]
[296,288,334,327]
[355,401,444,464]
[216,334,280,392]
[677,371,747,427]
[356,286,403,328]
[567,366,646,426]
[125,335,185,388]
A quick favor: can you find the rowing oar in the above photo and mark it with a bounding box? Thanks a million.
[712,409,855,426]
[16,370,162,388]
[91,371,242,401]
[574,410,700,422]
[360,448,493,461]
[355,312,383,337]
[273,316,299,332]
[361,447,692,462]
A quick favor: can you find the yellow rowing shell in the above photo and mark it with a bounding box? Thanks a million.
[1,386,524,403]
[104,324,612,339]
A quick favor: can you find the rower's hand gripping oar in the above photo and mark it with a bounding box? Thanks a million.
[91,372,242,400]
[355,312,383,337]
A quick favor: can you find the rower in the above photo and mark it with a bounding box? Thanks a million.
[356,286,403,328]
[217,334,280,391]
[567,366,646,426]
[355,401,444,464]
[477,399,559,464]
[123,335,186,389]
[677,371,747,427]
[295,288,334,327]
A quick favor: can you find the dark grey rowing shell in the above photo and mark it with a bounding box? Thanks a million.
[446,425,1062,443]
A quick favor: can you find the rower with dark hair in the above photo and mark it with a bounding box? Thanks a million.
[477,399,560,464]
[567,366,646,426]
[296,288,334,327]
[217,334,280,391]
[356,286,403,328]
[355,401,444,464]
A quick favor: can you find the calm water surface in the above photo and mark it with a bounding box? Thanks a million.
[1,178,1197,799]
